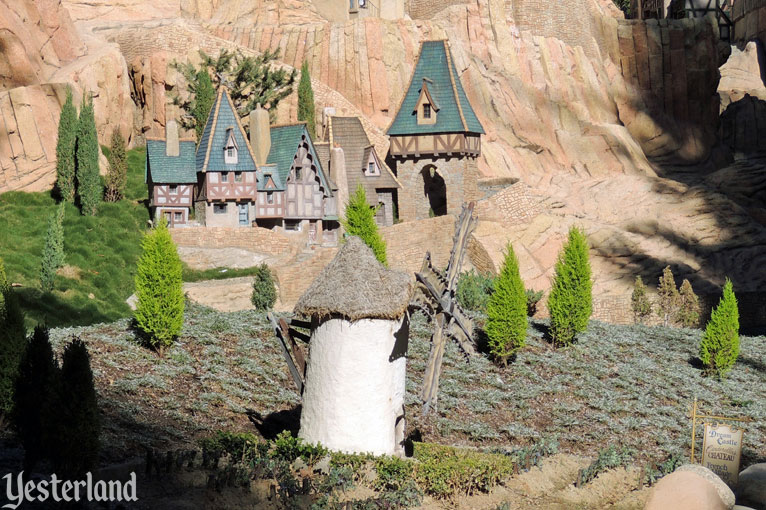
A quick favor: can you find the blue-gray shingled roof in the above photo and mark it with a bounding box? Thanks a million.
[196,88,258,172]
[265,124,332,195]
[145,139,197,183]
[387,40,484,136]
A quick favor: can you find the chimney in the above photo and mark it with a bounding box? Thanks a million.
[250,104,271,166]
[166,120,179,157]
[322,107,336,140]
[331,146,348,220]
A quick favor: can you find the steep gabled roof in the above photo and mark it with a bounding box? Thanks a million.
[145,138,198,183]
[196,87,258,172]
[387,40,484,136]
[256,164,283,191]
[266,123,332,195]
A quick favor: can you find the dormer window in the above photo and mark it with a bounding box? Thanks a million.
[364,150,381,176]
[224,128,238,164]
[423,103,431,119]
[415,78,439,125]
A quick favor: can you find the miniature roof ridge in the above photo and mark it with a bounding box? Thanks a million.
[294,237,414,321]
[145,136,197,142]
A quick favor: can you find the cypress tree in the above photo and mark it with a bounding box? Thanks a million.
[297,61,316,139]
[76,92,101,216]
[51,337,101,478]
[548,226,592,346]
[0,258,26,417]
[677,279,700,328]
[700,279,739,379]
[251,263,277,311]
[40,203,66,292]
[485,243,528,365]
[631,275,652,324]
[55,86,78,203]
[104,130,127,202]
[12,326,59,470]
[134,219,185,352]
[192,69,215,142]
[342,184,387,266]
[657,265,679,327]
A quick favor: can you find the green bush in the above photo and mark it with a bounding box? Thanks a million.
[631,275,652,324]
[456,270,495,312]
[485,242,527,365]
[51,337,100,478]
[12,326,59,470]
[700,279,739,379]
[55,86,78,203]
[343,184,387,266]
[374,455,414,491]
[297,60,316,139]
[104,130,127,202]
[656,266,679,327]
[548,226,592,346]
[251,263,277,311]
[677,279,700,328]
[76,93,101,216]
[191,69,215,143]
[0,258,26,416]
[576,445,634,486]
[272,430,327,465]
[39,203,66,292]
[134,219,185,352]
[525,289,544,317]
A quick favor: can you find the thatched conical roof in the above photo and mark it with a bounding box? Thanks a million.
[294,237,414,321]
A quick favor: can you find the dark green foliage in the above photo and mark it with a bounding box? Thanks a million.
[525,289,544,317]
[677,279,700,328]
[343,184,387,266]
[0,258,26,416]
[657,266,679,328]
[251,263,277,311]
[272,430,327,464]
[297,61,316,139]
[12,326,58,469]
[55,86,78,203]
[700,279,740,378]
[172,48,296,127]
[486,243,527,364]
[104,130,127,202]
[548,226,592,346]
[456,270,495,312]
[612,0,630,16]
[39,203,65,292]
[134,219,184,351]
[192,69,216,142]
[643,453,683,486]
[576,445,634,486]
[50,337,100,478]
[76,93,101,216]
[631,275,652,324]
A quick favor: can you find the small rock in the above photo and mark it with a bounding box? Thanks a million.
[126,293,138,310]
[677,464,736,508]
[645,464,735,510]
[313,455,331,475]
[736,463,766,510]
[732,505,757,510]
[88,293,95,300]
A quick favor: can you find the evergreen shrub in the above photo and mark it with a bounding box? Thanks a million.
[297,61,316,139]
[677,279,700,328]
[548,226,592,346]
[192,69,216,142]
[251,263,277,311]
[525,289,544,317]
[342,184,387,266]
[40,203,66,292]
[631,275,652,324]
[456,270,495,312]
[485,243,527,364]
[104,130,127,202]
[55,86,78,203]
[656,266,679,327]
[76,93,101,216]
[0,258,26,417]
[700,279,739,379]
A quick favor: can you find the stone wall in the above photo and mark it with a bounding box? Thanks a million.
[170,226,295,256]
[381,214,458,273]
[732,0,766,47]
[274,247,338,309]
[474,182,543,225]
[406,0,470,20]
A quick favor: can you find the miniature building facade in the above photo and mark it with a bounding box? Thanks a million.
[387,40,484,222]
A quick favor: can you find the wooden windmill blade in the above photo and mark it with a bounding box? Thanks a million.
[444,202,477,291]
[267,312,304,395]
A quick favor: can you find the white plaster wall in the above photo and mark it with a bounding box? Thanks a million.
[299,316,406,456]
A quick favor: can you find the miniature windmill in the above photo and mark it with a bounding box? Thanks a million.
[410,202,478,415]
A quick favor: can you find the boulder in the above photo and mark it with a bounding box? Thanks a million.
[736,463,766,510]
[644,464,735,510]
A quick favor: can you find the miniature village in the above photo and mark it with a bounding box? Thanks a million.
[1,0,766,509]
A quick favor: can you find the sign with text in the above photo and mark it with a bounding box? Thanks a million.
[702,423,743,486]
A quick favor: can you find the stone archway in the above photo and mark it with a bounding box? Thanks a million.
[421,165,447,217]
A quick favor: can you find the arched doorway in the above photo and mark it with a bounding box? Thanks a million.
[421,165,447,217]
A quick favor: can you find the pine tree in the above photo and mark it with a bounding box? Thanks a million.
[342,184,388,266]
[134,219,185,352]
[700,279,739,379]
[677,279,700,328]
[12,326,59,470]
[51,337,100,478]
[40,203,66,292]
[104,130,127,202]
[192,69,215,142]
[55,86,78,203]
[548,226,592,346]
[0,258,26,417]
[76,93,101,216]
[631,275,652,324]
[251,264,277,311]
[656,265,679,327]
[297,61,317,139]
[485,243,528,365]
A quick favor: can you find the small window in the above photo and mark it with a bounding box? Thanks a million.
[221,172,229,183]
[368,163,375,174]
[423,103,431,119]
[267,191,274,204]
[285,220,301,231]
[235,172,243,182]
[295,167,302,181]
[214,203,227,214]
[169,185,178,194]
[227,147,235,158]
[174,212,182,222]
